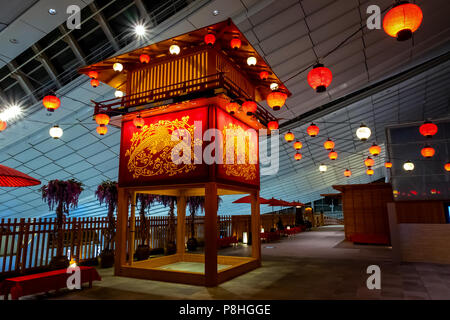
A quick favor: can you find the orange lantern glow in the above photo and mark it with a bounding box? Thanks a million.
[421,145,435,158]
[133,115,145,129]
[445,163,450,172]
[367,168,374,176]
[42,95,61,112]
[385,162,393,168]
[267,121,279,131]
[307,123,319,137]
[328,150,338,161]
[96,126,108,136]
[91,79,99,88]
[242,101,257,116]
[365,157,375,167]
[369,143,381,156]
[204,32,216,46]
[344,169,352,177]
[419,121,438,138]
[95,113,110,127]
[225,102,239,115]
[260,71,269,80]
[294,153,302,161]
[294,141,303,150]
[307,64,332,93]
[139,54,150,64]
[383,2,423,41]
[88,70,98,79]
[323,139,335,150]
[285,131,295,142]
[266,91,287,111]
[230,37,241,50]
[0,120,6,131]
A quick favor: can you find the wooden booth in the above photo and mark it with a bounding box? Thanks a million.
[79,19,290,286]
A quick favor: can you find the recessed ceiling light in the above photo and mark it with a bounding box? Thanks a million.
[9,38,18,44]
[134,24,146,36]
[48,8,57,15]
[212,10,219,16]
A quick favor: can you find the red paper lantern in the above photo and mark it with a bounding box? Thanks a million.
[367,168,374,176]
[266,91,287,111]
[419,121,438,138]
[421,145,435,158]
[365,157,375,167]
[307,64,332,93]
[383,2,423,41]
[259,71,269,80]
[139,54,150,64]
[0,120,6,131]
[293,141,303,150]
[88,70,98,79]
[294,153,302,161]
[267,121,278,131]
[225,102,239,115]
[204,32,216,46]
[328,150,338,161]
[385,162,393,168]
[307,123,319,137]
[344,169,352,177]
[42,95,61,112]
[95,113,110,127]
[445,163,450,172]
[91,79,100,88]
[323,139,335,150]
[230,37,241,50]
[133,115,145,129]
[285,131,295,142]
[242,101,257,116]
[96,126,108,136]
[369,143,381,156]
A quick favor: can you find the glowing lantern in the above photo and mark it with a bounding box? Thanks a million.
[421,145,435,158]
[324,139,335,150]
[139,54,150,64]
[225,102,239,115]
[230,37,241,50]
[95,113,110,127]
[403,161,414,171]
[369,143,381,156]
[319,164,327,173]
[344,169,352,177]
[419,121,438,138]
[260,71,269,80]
[266,91,287,111]
[366,168,374,176]
[91,79,99,88]
[444,163,450,172]
[115,90,124,98]
[307,123,319,137]
[88,70,98,79]
[42,95,61,112]
[270,83,279,91]
[96,126,108,136]
[267,121,279,131]
[293,141,303,150]
[284,131,295,142]
[356,124,371,141]
[169,45,180,55]
[365,157,375,167]
[113,63,123,72]
[294,153,302,161]
[385,162,393,168]
[328,150,338,161]
[307,64,332,93]
[0,121,7,131]
[383,2,423,41]
[247,56,257,66]
[204,32,216,46]
[49,125,63,139]
[133,115,145,129]
[242,101,257,116]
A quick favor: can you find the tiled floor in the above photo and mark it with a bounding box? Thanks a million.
[10,226,450,300]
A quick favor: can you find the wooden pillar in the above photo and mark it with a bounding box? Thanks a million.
[114,187,128,275]
[176,193,186,257]
[128,191,136,265]
[251,191,261,263]
[204,182,218,287]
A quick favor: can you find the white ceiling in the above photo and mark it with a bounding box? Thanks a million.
[0,0,449,218]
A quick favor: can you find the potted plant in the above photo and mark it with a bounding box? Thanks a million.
[95,180,118,268]
[135,193,157,261]
[159,195,177,255]
[41,179,83,269]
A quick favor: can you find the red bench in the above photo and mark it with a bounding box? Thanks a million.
[217,236,238,248]
[1,266,101,300]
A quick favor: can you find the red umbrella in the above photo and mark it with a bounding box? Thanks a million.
[233,195,270,204]
[289,201,304,207]
[266,198,292,207]
[0,164,41,187]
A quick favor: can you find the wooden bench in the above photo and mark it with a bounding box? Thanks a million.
[1,266,101,300]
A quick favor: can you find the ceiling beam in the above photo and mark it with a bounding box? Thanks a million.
[58,25,87,65]
[31,44,62,88]
[134,0,156,27]
[89,2,120,51]
[7,62,38,104]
